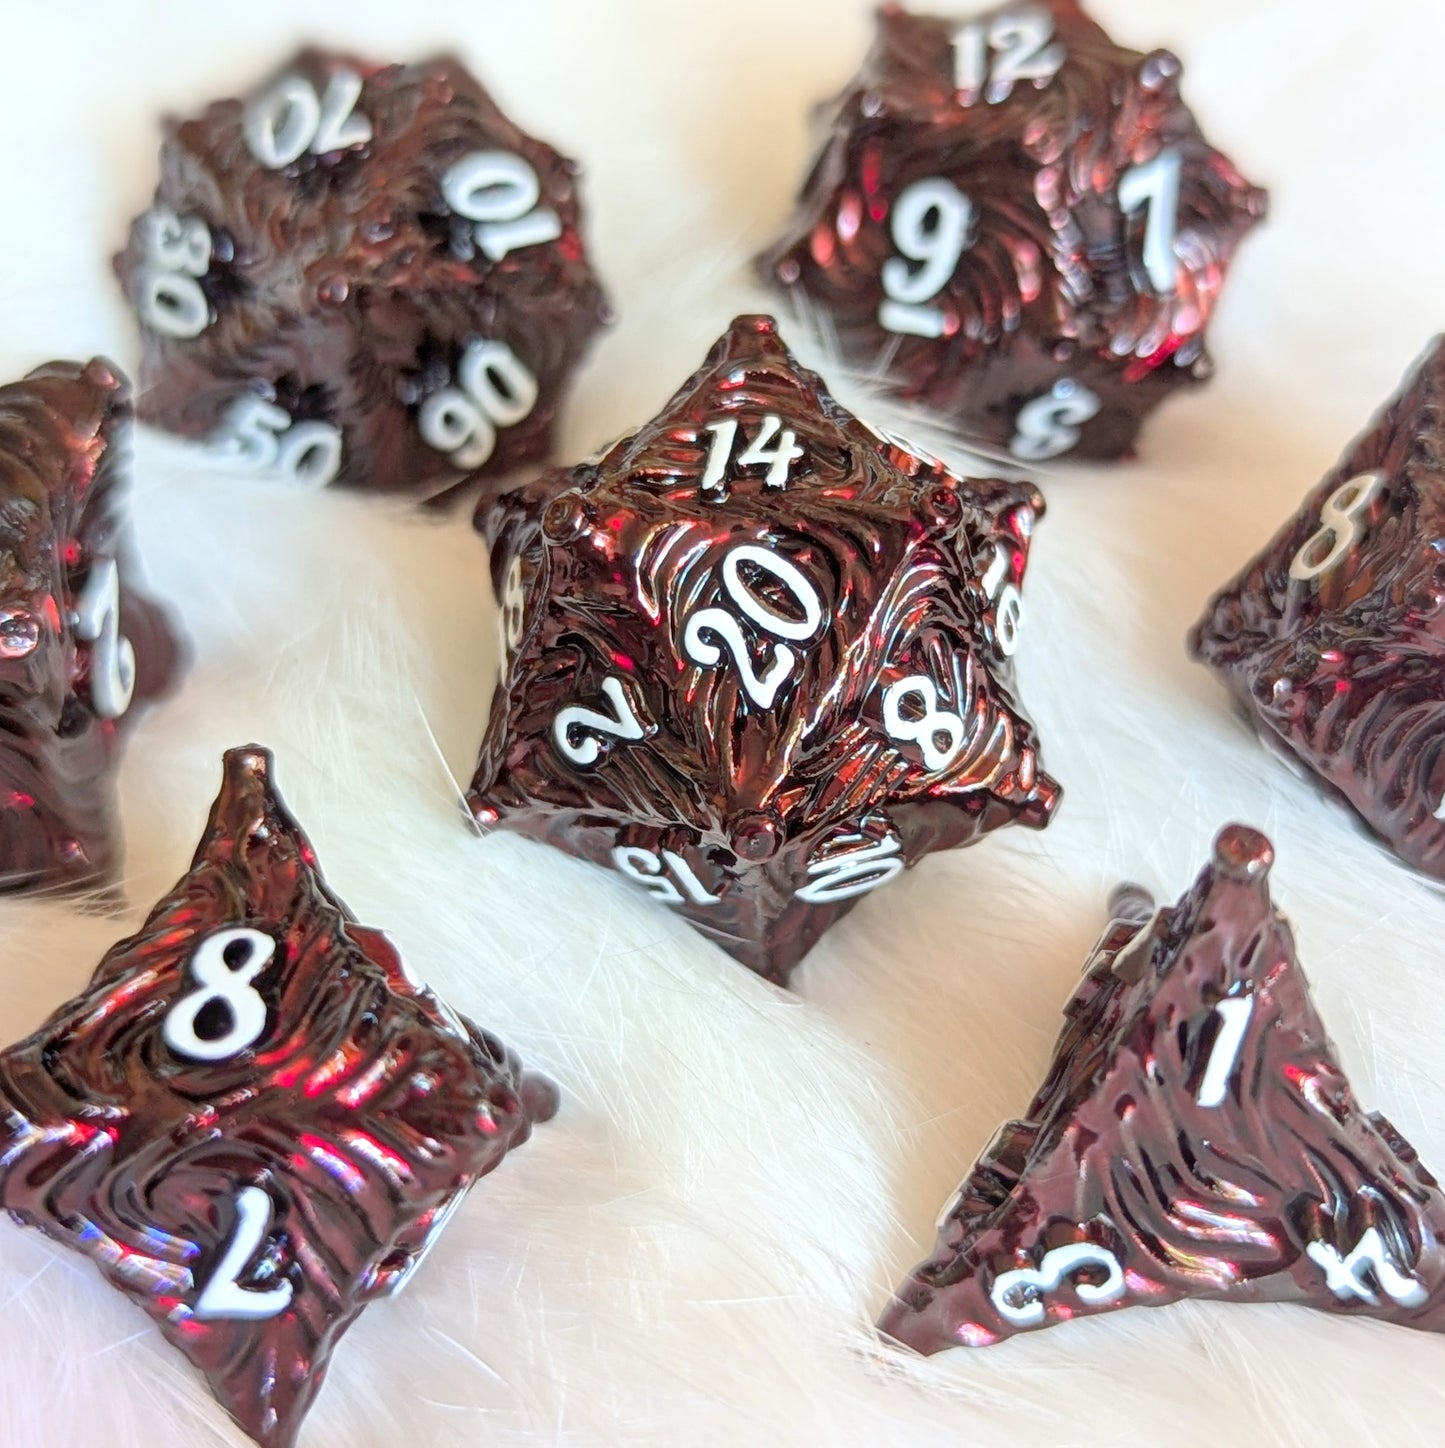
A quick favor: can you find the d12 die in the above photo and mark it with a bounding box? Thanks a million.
[469,315,1060,985]
[114,48,610,501]
[0,358,182,893]
[880,825,1445,1353]
[1191,336,1445,880]
[0,746,558,1448]
[758,1,1267,462]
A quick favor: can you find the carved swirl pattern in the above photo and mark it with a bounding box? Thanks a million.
[880,825,1445,1352]
[0,747,558,1448]
[758,0,1267,459]
[1191,336,1445,880]
[470,315,1059,982]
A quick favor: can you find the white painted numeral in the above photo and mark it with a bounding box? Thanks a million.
[211,397,343,487]
[879,177,974,338]
[162,927,274,1063]
[441,151,563,261]
[1290,471,1386,583]
[553,677,646,767]
[244,70,372,169]
[699,415,804,495]
[991,1242,1126,1326]
[1307,1227,1427,1308]
[419,339,538,470]
[979,544,1022,657]
[195,1186,293,1320]
[681,544,825,710]
[612,846,720,907]
[954,7,1065,102]
[137,206,213,339]
[882,676,965,771]
[1009,379,1101,461]
[1196,996,1253,1108]
[71,556,136,720]
[796,834,903,904]
[498,555,526,659]
[1119,150,1183,294]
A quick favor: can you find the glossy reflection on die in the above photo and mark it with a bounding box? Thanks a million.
[469,315,1060,984]
[1192,335,1445,881]
[759,0,1267,462]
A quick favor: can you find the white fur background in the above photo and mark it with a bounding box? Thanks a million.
[2,2,1443,1444]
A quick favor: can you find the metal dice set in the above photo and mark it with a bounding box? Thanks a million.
[5,4,1445,1446]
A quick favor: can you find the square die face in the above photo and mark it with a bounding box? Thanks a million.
[1191,337,1445,877]
[0,748,549,1448]
[470,317,1059,981]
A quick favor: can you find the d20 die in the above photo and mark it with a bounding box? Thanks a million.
[469,315,1060,985]
[880,825,1445,1353]
[0,358,182,893]
[0,747,558,1448]
[1191,336,1445,880]
[114,48,610,501]
[758,1,1266,462]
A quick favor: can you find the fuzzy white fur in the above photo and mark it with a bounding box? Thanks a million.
[2,2,1443,1444]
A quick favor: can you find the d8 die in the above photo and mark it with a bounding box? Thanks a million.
[0,358,182,893]
[0,747,557,1448]
[114,48,610,500]
[881,825,1445,1353]
[758,0,1266,462]
[1191,337,1445,880]
[469,315,1060,985]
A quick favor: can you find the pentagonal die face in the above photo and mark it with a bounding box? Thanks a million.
[1192,337,1445,879]
[759,0,1266,462]
[469,316,1059,983]
[114,49,609,499]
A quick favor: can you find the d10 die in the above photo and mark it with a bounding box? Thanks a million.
[0,747,558,1448]
[880,825,1445,1353]
[469,315,1060,985]
[1191,336,1445,879]
[0,358,182,893]
[114,48,609,500]
[758,0,1267,462]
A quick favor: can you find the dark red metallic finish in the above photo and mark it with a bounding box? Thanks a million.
[114,48,610,501]
[758,1,1267,461]
[0,358,182,893]
[469,315,1059,984]
[879,824,1445,1352]
[0,747,557,1448]
[1191,336,1445,880]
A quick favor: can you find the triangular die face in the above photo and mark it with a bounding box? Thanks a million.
[471,315,1058,852]
[880,825,1445,1354]
[0,747,553,1448]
